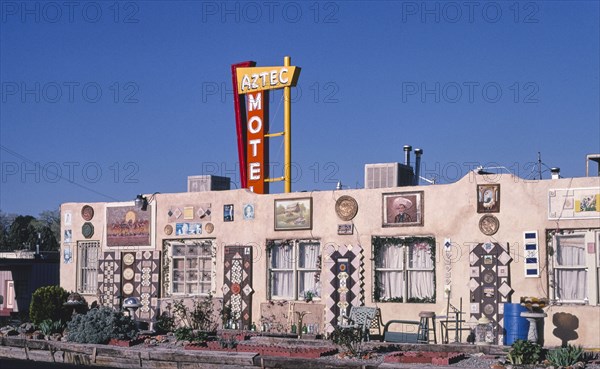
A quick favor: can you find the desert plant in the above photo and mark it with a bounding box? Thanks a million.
[329,326,364,357]
[173,326,209,343]
[38,319,65,336]
[29,285,71,325]
[173,295,217,332]
[154,311,176,334]
[546,344,584,367]
[66,306,138,344]
[506,339,543,365]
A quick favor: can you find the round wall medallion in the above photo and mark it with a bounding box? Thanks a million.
[122,282,134,295]
[164,224,173,235]
[82,222,94,238]
[483,303,495,315]
[205,222,214,234]
[335,195,358,221]
[123,268,135,280]
[81,205,94,221]
[483,270,495,284]
[479,215,499,236]
[123,253,135,266]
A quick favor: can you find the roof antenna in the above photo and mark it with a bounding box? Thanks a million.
[538,152,542,180]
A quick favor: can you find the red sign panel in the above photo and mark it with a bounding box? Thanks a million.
[246,91,268,194]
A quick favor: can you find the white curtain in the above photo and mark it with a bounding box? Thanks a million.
[556,236,587,301]
[408,242,434,299]
[299,242,320,298]
[271,244,294,298]
[375,244,404,300]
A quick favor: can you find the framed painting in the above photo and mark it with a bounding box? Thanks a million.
[106,203,153,248]
[477,184,500,213]
[274,198,312,231]
[382,191,424,227]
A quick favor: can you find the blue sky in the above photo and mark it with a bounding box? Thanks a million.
[1,0,599,215]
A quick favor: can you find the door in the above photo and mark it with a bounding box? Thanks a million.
[222,246,253,329]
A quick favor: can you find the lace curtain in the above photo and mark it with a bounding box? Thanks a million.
[271,244,294,298]
[299,242,320,298]
[375,244,405,299]
[408,242,434,299]
[556,236,587,301]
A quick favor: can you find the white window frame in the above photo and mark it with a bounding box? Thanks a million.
[373,237,435,303]
[268,239,321,301]
[77,241,99,294]
[550,230,599,305]
[170,240,215,296]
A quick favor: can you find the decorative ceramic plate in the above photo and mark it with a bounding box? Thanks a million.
[482,270,495,284]
[483,303,495,315]
[205,223,214,234]
[123,253,135,266]
[164,224,173,235]
[81,205,94,221]
[122,282,134,295]
[335,196,358,221]
[82,222,94,238]
[123,268,135,280]
[479,215,499,236]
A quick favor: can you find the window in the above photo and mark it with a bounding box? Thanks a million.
[268,239,321,300]
[373,236,435,303]
[77,241,99,294]
[551,230,599,304]
[171,240,214,295]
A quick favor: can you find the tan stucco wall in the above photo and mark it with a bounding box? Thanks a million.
[60,172,600,347]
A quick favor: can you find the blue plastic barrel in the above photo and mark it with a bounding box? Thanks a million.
[503,303,529,345]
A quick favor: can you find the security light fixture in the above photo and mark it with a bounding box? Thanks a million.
[134,192,159,211]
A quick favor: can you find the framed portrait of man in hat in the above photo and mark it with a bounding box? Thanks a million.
[382,191,424,227]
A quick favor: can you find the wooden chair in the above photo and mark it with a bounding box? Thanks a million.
[338,306,378,341]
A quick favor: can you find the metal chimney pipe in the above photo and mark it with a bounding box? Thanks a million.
[403,145,412,166]
[551,167,560,179]
[414,148,423,185]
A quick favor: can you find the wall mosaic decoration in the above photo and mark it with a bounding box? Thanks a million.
[335,195,358,221]
[469,242,513,344]
[548,188,600,219]
[274,198,312,231]
[123,251,160,322]
[322,244,364,333]
[98,251,121,308]
[106,205,151,247]
[479,215,499,236]
[382,191,424,227]
[222,246,253,329]
[81,205,94,221]
[477,184,500,213]
[167,203,212,222]
[523,231,540,278]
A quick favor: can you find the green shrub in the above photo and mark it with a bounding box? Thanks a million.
[546,344,584,367]
[38,319,65,336]
[507,339,543,365]
[29,286,70,325]
[66,306,138,344]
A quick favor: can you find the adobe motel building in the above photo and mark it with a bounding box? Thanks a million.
[60,170,600,347]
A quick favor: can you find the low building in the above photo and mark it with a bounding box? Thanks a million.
[0,251,60,317]
[59,167,600,347]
